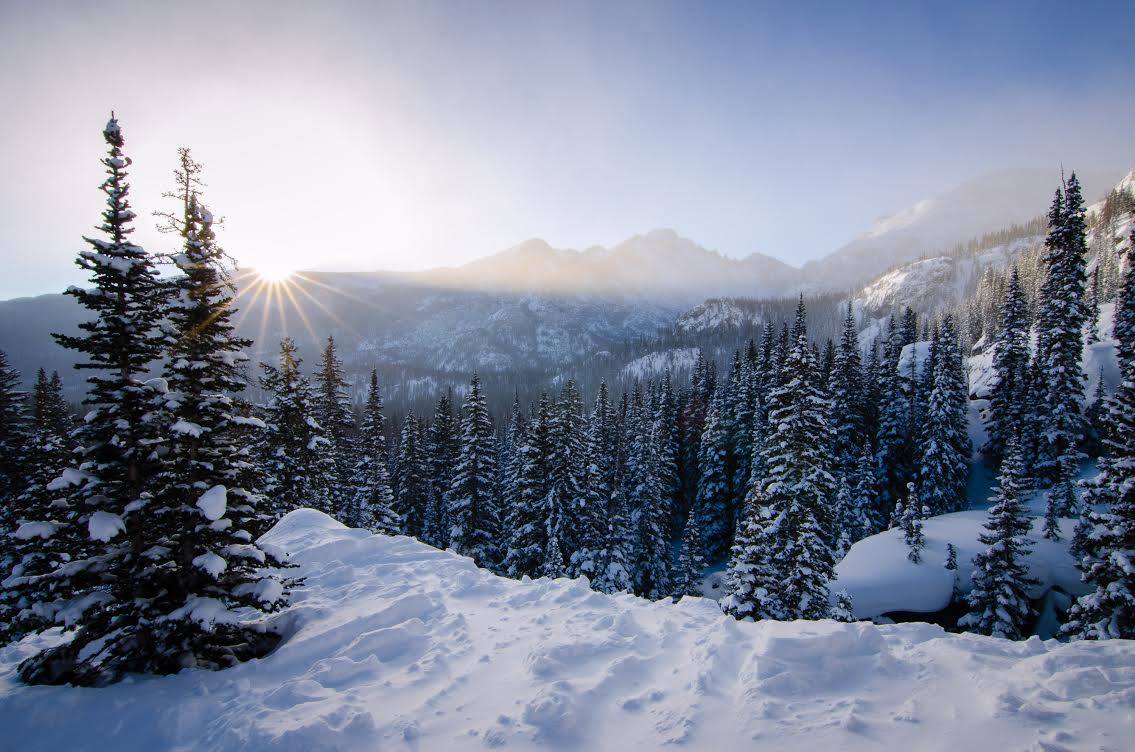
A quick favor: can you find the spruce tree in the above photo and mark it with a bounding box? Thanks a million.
[259,338,337,519]
[1035,176,1089,527]
[693,385,732,562]
[448,373,500,569]
[548,380,586,556]
[349,370,399,533]
[673,502,706,599]
[502,393,552,578]
[127,152,287,677]
[17,116,171,685]
[1063,249,1135,639]
[315,335,356,516]
[829,303,865,484]
[985,267,1030,464]
[959,440,1038,639]
[0,350,29,514]
[918,315,971,515]
[425,391,458,548]
[627,393,670,599]
[570,382,615,581]
[721,492,782,620]
[392,412,429,538]
[900,483,926,564]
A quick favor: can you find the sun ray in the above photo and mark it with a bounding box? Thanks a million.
[291,272,380,308]
[279,279,319,344]
[287,276,352,333]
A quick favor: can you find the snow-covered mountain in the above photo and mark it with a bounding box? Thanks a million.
[804,167,1122,288]
[410,228,802,303]
[3,508,1131,751]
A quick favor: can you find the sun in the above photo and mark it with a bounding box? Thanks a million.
[254,262,295,284]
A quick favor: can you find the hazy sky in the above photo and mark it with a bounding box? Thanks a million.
[1,0,1134,298]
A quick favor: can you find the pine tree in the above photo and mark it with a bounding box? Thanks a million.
[570,382,614,581]
[832,590,855,622]
[729,307,836,620]
[448,373,500,569]
[1063,247,1135,639]
[673,502,706,599]
[315,335,356,516]
[0,351,29,515]
[424,391,458,548]
[829,303,864,484]
[900,483,925,564]
[502,393,552,578]
[694,385,732,562]
[1035,176,1089,522]
[721,492,782,620]
[627,392,670,599]
[985,267,1030,464]
[876,317,915,518]
[17,116,172,685]
[959,440,1038,639]
[548,380,586,557]
[918,315,971,515]
[117,151,287,678]
[392,412,429,537]
[259,338,337,519]
[349,370,399,533]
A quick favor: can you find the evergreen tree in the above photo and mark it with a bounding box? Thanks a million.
[315,335,355,516]
[985,267,1030,464]
[17,116,172,685]
[548,380,586,556]
[392,412,429,537]
[876,317,915,517]
[502,394,552,578]
[1063,249,1135,639]
[425,391,458,548]
[448,373,500,569]
[259,338,337,518]
[349,370,399,533]
[693,385,732,562]
[570,383,615,581]
[721,492,782,620]
[918,315,971,515]
[627,393,670,599]
[673,501,706,599]
[832,590,855,622]
[900,483,926,564]
[1035,177,1088,524]
[829,303,864,483]
[959,440,1038,639]
[0,351,29,514]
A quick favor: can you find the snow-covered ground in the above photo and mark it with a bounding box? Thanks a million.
[2,510,1132,751]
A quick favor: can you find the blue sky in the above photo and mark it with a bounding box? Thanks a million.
[1,0,1133,297]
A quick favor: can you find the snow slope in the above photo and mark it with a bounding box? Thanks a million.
[2,509,1133,751]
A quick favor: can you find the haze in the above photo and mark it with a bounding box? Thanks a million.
[1,0,1133,299]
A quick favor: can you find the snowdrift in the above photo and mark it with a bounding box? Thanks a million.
[2,509,1133,751]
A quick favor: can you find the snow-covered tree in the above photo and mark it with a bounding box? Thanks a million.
[985,267,1030,464]
[0,350,29,511]
[899,483,925,564]
[502,393,552,579]
[16,116,173,684]
[1063,244,1135,640]
[829,303,865,482]
[832,589,855,622]
[259,338,337,518]
[694,385,732,562]
[1035,177,1089,528]
[721,492,781,620]
[349,370,399,533]
[315,335,356,516]
[959,440,1038,639]
[448,373,500,568]
[548,380,586,556]
[673,502,706,598]
[392,412,429,537]
[570,382,615,581]
[424,391,458,548]
[627,391,670,599]
[918,315,971,515]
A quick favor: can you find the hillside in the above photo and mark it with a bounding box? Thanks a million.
[2,509,1131,751]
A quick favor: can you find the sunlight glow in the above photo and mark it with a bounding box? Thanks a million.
[255,263,296,284]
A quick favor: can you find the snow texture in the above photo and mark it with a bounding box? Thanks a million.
[197,484,228,522]
[87,511,125,542]
[2,509,1133,750]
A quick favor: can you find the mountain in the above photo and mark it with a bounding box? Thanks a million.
[804,167,1122,288]
[409,229,802,303]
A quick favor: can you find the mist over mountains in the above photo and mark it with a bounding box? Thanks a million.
[0,164,1127,403]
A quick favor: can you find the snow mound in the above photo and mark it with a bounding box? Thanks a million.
[2,510,1133,750]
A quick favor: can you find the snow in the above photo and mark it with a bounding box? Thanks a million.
[197,484,228,521]
[192,552,228,578]
[12,521,61,540]
[835,514,1085,621]
[3,509,1133,750]
[87,511,125,542]
[619,347,699,380]
[45,467,91,492]
[169,419,206,438]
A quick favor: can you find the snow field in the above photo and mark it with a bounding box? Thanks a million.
[2,509,1133,751]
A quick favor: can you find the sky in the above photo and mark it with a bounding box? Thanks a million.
[1,0,1134,298]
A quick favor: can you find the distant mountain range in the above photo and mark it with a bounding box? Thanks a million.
[0,164,1129,401]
